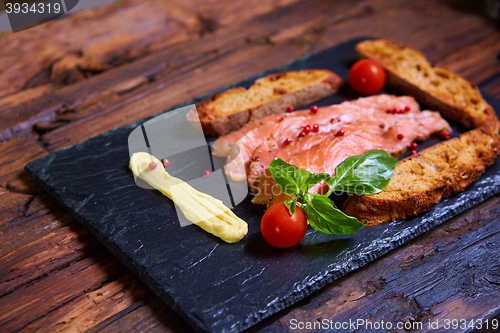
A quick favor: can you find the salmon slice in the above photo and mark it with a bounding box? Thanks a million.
[213,95,420,182]
[247,106,423,191]
[252,110,450,204]
[213,113,317,181]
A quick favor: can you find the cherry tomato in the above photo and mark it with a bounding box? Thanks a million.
[260,202,307,248]
[348,59,387,95]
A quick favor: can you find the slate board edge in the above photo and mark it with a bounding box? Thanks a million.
[24,36,500,333]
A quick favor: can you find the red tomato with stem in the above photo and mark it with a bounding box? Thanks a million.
[260,202,307,248]
[348,59,387,95]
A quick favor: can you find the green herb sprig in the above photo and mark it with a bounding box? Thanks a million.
[268,149,398,235]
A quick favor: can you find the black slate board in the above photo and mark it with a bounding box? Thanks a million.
[26,37,500,333]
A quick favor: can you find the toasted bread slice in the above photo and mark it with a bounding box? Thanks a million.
[187,69,343,136]
[342,129,500,226]
[355,39,499,134]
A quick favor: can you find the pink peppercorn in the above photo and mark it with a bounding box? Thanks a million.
[149,162,157,170]
[310,105,319,114]
[286,106,294,113]
[203,169,212,177]
[312,124,319,132]
[440,130,451,140]
[162,159,170,167]
[397,133,404,140]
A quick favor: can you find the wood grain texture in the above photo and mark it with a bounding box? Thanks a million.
[0,0,499,332]
[0,187,32,225]
[0,254,121,332]
[0,194,74,258]
[0,0,200,99]
[0,137,48,193]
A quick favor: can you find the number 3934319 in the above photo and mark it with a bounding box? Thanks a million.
[3,0,79,32]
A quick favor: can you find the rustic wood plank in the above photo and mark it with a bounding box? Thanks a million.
[0,225,94,298]
[6,173,44,196]
[0,214,170,333]
[0,0,201,100]
[0,250,126,332]
[0,187,32,225]
[87,297,194,333]
[481,76,500,99]
[23,272,152,333]
[170,0,302,28]
[0,0,319,141]
[0,85,53,110]
[0,194,157,332]
[307,0,499,62]
[0,194,73,258]
[434,32,500,97]
[0,0,369,141]
[0,137,48,194]
[0,0,305,103]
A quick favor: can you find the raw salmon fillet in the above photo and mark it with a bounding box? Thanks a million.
[247,104,424,192]
[255,111,450,205]
[213,95,420,182]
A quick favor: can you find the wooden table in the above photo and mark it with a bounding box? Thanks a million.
[1,0,500,331]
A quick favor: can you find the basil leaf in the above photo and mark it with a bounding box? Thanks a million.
[306,172,330,191]
[295,168,314,194]
[268,152,397,237]
[269,158,329,196]
[303,195,366,235]
[284,198,297,215]
[327,149,398,195]
[268,158,300,196]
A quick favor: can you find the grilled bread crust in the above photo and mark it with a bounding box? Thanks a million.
[187,69,343,136]
[355,39,500,134]
[342,129,500,226]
